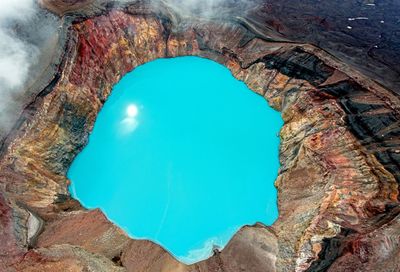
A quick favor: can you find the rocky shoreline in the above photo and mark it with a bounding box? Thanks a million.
[0,1,399,271]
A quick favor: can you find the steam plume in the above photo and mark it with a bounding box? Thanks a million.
[0,0,38,134]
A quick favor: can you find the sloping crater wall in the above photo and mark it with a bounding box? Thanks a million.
[0,2,399,271]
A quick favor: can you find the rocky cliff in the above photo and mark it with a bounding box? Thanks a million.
[0,1,399,271]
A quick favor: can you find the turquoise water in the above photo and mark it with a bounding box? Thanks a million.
[68,56,282,264]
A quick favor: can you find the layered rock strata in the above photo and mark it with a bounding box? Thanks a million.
[0,1,399,271]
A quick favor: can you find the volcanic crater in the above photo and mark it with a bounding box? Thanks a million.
[0,1,399,271]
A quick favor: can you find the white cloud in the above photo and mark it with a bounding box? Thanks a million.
[0,0,39,132]
[0,0,249,134]
[0,0,36,21]
[160,0,228,17]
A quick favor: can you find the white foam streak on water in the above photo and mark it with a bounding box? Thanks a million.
[70,180,77,197]
[120,118,139,133]
[180,233,228,264]
[179,225,240,264]
[155,163,173,239]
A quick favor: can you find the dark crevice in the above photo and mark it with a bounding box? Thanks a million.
[319,80,400,186]
[111,252,123,267]
[306,206,400,271]
[306,228,356,272]
[193,29,226,59]
[245,47,335,86]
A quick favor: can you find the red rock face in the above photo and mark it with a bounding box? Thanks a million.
[0,192,27,269]
[0,2,399,271]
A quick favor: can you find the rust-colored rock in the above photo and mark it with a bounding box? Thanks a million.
[14,244,125,272]
[36,209,130,259]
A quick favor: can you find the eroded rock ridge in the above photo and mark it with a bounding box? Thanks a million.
[0,1,399,271]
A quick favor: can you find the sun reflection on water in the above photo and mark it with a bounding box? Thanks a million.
[120,104,139,134]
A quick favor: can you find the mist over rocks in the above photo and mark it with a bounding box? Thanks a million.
[1,0,398,138]
[0,0,399,143]
[0,1,399,271]
[0,0,38,132]
[0,0,59,138]
[1,0,257,139]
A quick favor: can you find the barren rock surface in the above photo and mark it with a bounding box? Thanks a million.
[0,0,399,271]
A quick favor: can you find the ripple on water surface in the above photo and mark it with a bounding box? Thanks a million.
[68,56,283,264]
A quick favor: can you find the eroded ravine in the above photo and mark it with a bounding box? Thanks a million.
[0,1,399,272]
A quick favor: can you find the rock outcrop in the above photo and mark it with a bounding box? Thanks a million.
[38,0,96,15]
[0,1,399,271]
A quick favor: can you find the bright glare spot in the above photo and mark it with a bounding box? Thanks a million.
[120,104,139,134]
[127,104,138,117]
